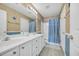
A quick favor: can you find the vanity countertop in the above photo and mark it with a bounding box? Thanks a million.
[0,34,43,55]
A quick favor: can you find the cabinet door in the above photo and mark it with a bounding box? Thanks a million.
[19,43,27,56]
[32,39,37,56]
[32,37,43,56]
[3,47,19,56]
[26,41,32,56]
[20,41,32,56]
[41,36,45,49]
[32,46,37,56]
[37,37,42,55]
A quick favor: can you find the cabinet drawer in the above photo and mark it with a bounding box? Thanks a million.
[2,47,19,56]
[32,42,37,56]
[19,41,32,56]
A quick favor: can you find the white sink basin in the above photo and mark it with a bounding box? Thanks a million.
[1,33,39,42]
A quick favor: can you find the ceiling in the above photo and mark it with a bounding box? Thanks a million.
[32,3,63,18]
[3,3,63,19]
[3,3,36,19]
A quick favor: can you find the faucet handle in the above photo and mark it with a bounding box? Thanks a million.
[68,35,73,40]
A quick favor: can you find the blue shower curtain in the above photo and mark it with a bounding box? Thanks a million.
[48,18,60,43]
[29,20,36,32]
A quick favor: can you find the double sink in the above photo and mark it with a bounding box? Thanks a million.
[2,33,36,41]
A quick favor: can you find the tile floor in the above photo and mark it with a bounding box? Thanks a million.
[39,44,64,56]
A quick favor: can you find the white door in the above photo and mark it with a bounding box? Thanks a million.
[70,3,79,56]
[60,18,66,54]
[20,17,29,32]
[0,9,7,40]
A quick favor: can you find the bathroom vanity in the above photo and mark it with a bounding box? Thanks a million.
[0,34,45,56]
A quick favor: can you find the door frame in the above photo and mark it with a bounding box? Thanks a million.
[0,9,7,32]
[0,9,7,41]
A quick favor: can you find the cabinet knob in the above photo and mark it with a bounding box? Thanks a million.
[36,40,37,42]
[13,51,16,54]
[22,47,24,49]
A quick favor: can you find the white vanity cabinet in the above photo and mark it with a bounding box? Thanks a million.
[32,36,45,56]
[32,39,38,56]
[26,41,32,56]
[19,41,32,56]
[19,43,27,56]
[32,38,41,56]
[1,35,45,56]
[2,47,19,56]
[37,37,42,55]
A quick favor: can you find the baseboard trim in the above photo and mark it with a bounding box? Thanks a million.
[46,41,60,46]
[45,42,61,49]
[39,46,45,56]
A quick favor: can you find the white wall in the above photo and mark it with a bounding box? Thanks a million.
[41,21,44,34]
[41,19,49,42]
[70,3,79,56]
[60,4,66,54]
[43,22,49,41]
[0,9,7,41]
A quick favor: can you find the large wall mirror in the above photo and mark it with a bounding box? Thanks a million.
[0,3,36,35]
